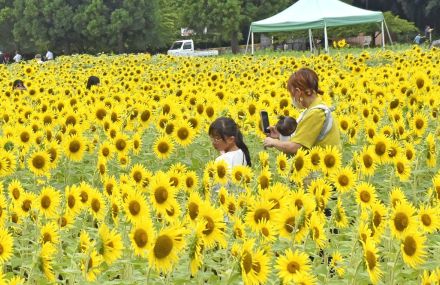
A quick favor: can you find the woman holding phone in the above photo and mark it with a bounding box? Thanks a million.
[263,68,340,154]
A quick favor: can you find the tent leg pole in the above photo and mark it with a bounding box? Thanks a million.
[381,21,385,49]
[384,20,393,46]
[251,32,254,55]
[309,29,313,53]
[324,24,328,53]
[245,28,251,54]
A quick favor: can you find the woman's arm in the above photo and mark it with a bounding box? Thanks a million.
[263,137,303,155]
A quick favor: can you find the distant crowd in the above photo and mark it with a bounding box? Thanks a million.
[0,50,54,64]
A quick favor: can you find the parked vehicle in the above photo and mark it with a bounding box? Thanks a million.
[167,39,218,56]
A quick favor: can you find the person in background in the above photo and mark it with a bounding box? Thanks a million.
[13,51,22,63]
[209,116,251,169]
[12,79,26,90]
[414,34,423,45]
[35,54,44,63]
[86,76,100,90]
[0,51,5,64]
[45,50,54,60]
[425,25,434,43]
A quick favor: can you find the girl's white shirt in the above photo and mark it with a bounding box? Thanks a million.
[215,149,247,169]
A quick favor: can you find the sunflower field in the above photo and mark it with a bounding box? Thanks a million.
[0,46,439,285]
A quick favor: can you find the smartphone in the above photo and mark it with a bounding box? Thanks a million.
[260,110,270,134]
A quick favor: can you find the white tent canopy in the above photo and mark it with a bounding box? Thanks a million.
[247,0,386,53]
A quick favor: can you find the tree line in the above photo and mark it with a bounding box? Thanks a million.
[0,0,180,54]
[0,0,433,55]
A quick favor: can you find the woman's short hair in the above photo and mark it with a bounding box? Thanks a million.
[287,68,324,95]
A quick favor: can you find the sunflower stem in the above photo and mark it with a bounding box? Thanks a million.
[351,259,363,285]
[389,248,401,285]
[226,260,237,284]
[146,266,151,283]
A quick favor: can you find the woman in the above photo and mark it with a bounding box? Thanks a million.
[263,68,340,154]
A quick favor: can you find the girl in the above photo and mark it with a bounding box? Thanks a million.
[209,117,251,168]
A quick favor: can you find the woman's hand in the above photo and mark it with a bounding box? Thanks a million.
[263,137,278,148]
[267,126,280,139]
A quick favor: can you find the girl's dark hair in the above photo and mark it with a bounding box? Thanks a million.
[12,79,25,90]
[86,76,100,90]
[208,117,251,166]
[276,115,297,136]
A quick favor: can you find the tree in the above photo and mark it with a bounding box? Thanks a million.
[177,0,291,53]
[327,12,417,46]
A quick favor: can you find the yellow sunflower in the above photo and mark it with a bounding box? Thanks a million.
[389,187,408,208]
[88,189,107,221]
[98,224,123,265]
[153,136,174,159]
[370,202,387,241]
[418,205,440,233]
[186,191,204,222]
[357,146,377,176]
[37,186,61,219]
[198,203,226,249]
[276,248,312,284]
[124,189,150,225]
[98,140,114,161]
[113,132,131,155]
[276,206,299,238]
[173,121,195,146]
[362,238,383,285]
[40,242,57,282]
[132,132,143,155]
[130,218,155,257]
[330,251,345,277]
[289,148,311,185]
[63,133,86,161]
[355,182,377,208]
[411,112,428,137]
[257,167,271,191]
[390,202,417,239]
[371,134,390,164]
[0,228,13,263]
[183,171,199,192]
[28,150,51,176]
[82,249,104,281]
[330,165,357,193]
[309,211,327,249]
[231,165,253,186]
[149,172,176,215]
[15,192,36,218]
[8,179,24,203]
[334,198,349,229]
[394,155,411,181]
[261,182,290,210]
[401,231,427,268]
[320,145,342,175]
[246,199,278,231]
[40,221,60,245]
[148,225,186,274]
[276,152,289,176]
[213,159,229,185]
[426,133,436,168]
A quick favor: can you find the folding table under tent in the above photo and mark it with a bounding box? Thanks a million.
[247,0,387,54]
